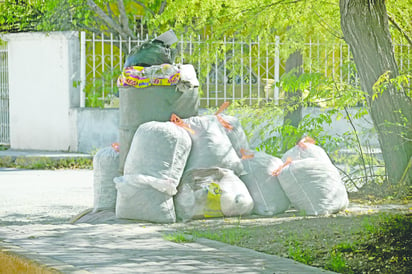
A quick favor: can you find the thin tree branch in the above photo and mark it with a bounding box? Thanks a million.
[117,0,135,37]
[344,106,369,184]
[387,14,412,47]
[131,0,155,17]
[86,0,134,39]
[335,165,361,190]
[312,8,343,39]
[158,0,167,15]
[106,2,114,20]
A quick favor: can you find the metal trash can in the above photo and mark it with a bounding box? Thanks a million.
[119,85,199,173]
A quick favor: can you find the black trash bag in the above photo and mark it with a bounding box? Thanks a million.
[123,39,177,68]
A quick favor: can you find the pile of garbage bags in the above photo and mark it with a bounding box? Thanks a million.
[93,109,349,223]
[91,29,348,223]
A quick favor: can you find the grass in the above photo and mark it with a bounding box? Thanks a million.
[0,145,93,169]
[163,232,194,243]
[0,156,92,170]
[0,251,58,274]
[177,212,411,273]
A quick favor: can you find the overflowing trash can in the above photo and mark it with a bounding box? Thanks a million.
[117,30,199,173]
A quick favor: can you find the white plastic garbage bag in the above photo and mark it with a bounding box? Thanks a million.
[182,115,245,176]
[124,121,192,187]
[240,150,290,216]
[276,137,349,215]
[218,114,250,158]
[92,145,120,212]
[277,159,349,215]
[174,168,254,221]
[114,174,177,223]
[281,136,332,164]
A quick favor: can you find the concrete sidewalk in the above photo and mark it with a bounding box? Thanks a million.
[0,164,335,273]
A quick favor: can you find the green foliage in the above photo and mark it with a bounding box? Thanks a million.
[372,71,411,100]
[0,156,13,167]
[189,227,251,246]
[254,107,349,157]
[84,68,122,108]
[1,156,92,170]
[0,0,44,33]
[288,240,314,264]
[163,232,194,243]
[0,0,93,33]
[181,213,411,273]
[325,251,349,272]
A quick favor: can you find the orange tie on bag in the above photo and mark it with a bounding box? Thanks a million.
[272,157,292,176]
[170,113,195,135]
[111,142,120,152]
[297,136,316,149]
[215,101,230,115]
[215,101,233,130]
[240,148,254,160]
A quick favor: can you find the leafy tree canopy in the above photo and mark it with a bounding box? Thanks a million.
[1,0,410,45]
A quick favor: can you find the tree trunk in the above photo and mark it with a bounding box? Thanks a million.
[339,0,412,184]
[281,50,303,152]
[283,50,303,128]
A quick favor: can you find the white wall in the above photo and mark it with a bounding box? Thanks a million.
[72,108,119,153]
[4,32,80,151]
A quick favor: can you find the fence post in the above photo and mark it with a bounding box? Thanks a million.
[274,36,280,105]
[80,31,86,107]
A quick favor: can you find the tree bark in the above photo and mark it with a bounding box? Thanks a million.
[339,0,412,184]
[282,50,303,152]
[87,0,136,39]
[283,50,303,128]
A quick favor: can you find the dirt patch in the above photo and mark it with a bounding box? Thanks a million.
[170,203,412,273]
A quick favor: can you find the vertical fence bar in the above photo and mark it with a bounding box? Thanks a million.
[223,36,227,102]
[257,36,260,102]
[215,47,218,106]
[92,33,96,101]
[249,40,252,105]
[308,38,312,92]
[80,31,86,107]
[180,34,184,64]
[119,35,123,69]
[110,33,114,96]
[274,36,280,105]
[332,44,335,80]
[347,44,350,84]
[241,39,244,100]
[197,35,201,107]
[400,39,403,71]
[408,43,411,90]
[232,37,235,102]
[324,43,328,77]
[309,38,312,74]
[265,42,269,100]
[317,39,320,75]
[101,33,105,102]
[206,35,210,107]
[189,35,193,59]
[340,42,343,83]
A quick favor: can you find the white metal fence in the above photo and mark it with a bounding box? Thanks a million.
[0,42,9,145]
[80,32,411,108]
